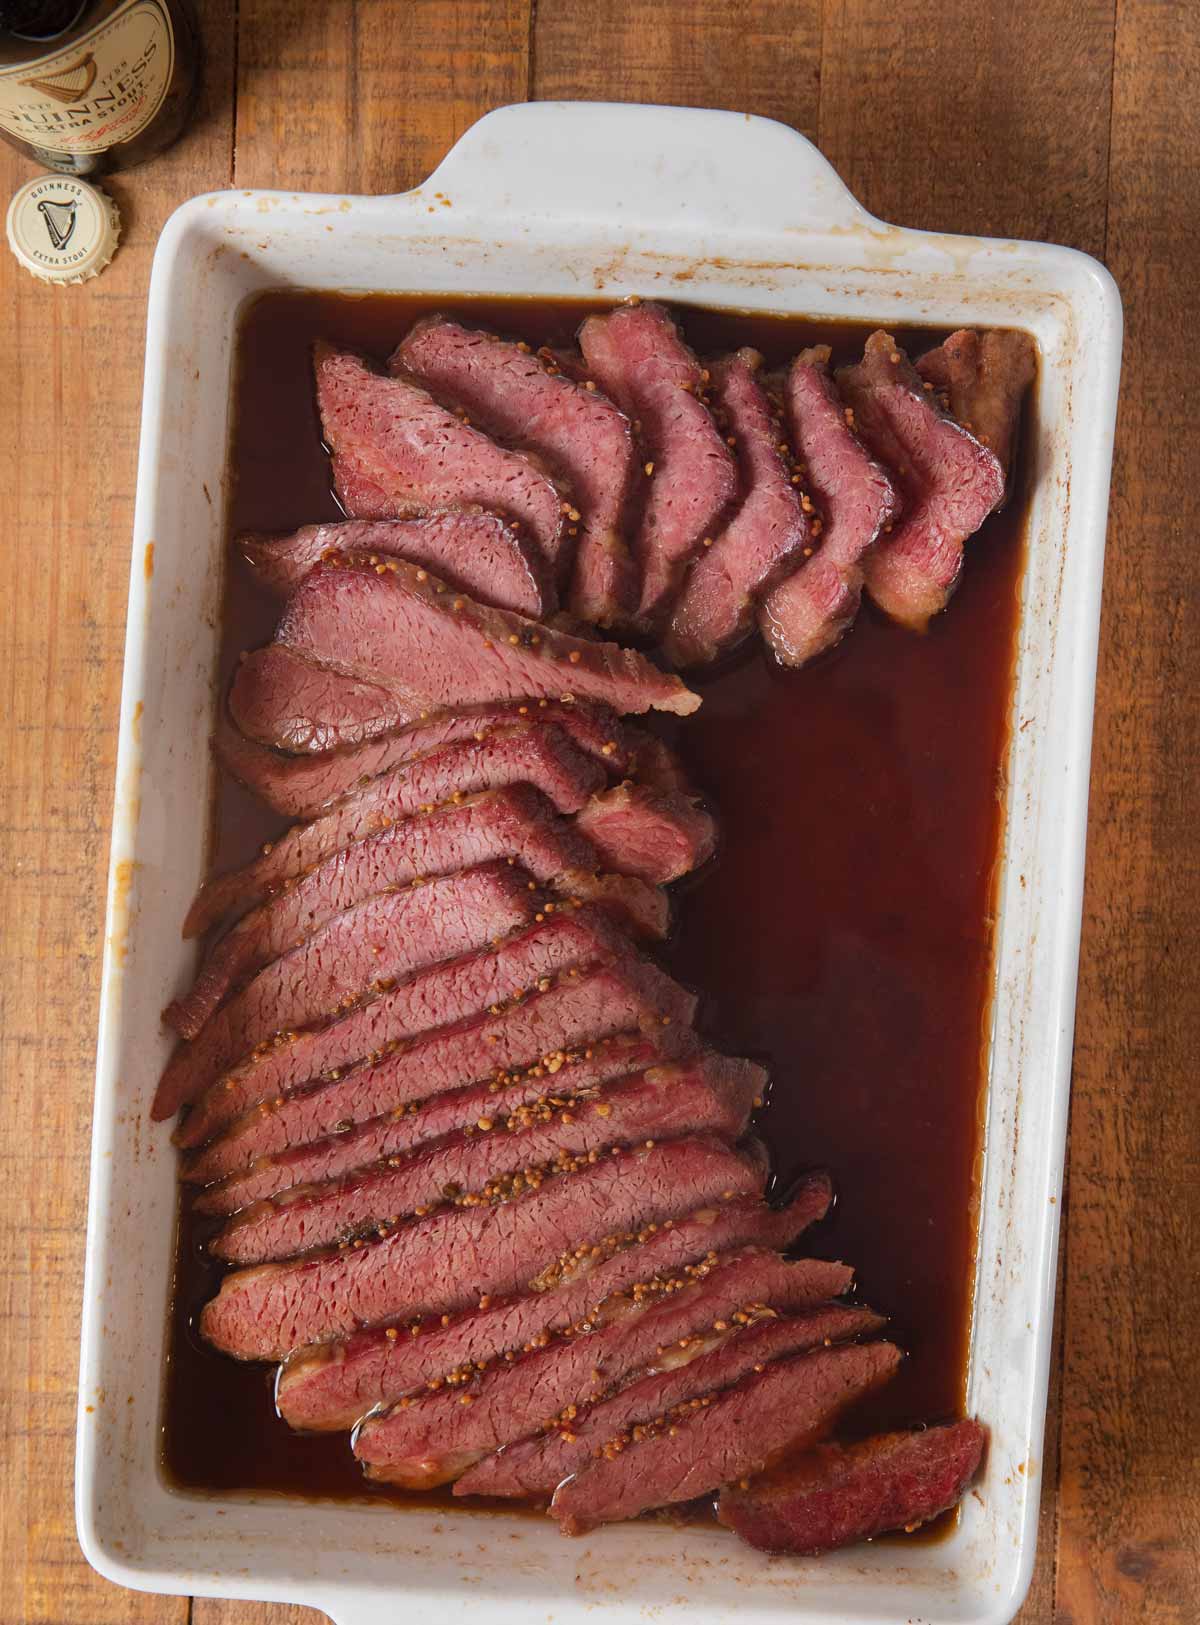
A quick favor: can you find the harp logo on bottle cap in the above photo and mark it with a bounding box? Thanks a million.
[6,172,120,284]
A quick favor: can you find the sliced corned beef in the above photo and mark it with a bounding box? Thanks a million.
[458,1298,882,1499]
[212,699,630,824]
[392,316,639,627]
[211,1056,764,1264]
[664,349,812,667]
[180,961,698,1179]
[238,514,551,619]
[575,783,716,883]
[276,557,699,716]
[314,343,569,580]
[758,346,900,668]
[716,1417,987,1554]
[184,782,597,944]
[275,1178,833,1433]
[356,1251,852,1488]
[192,1032,681,1214]
[199,1136,765,1361]
[837,332,1004,631]
[229,645,420,755]
[550,1340,902,1533]
[625,728,696,797]
[175,907,643,1142]
[916,330,1035,482]
[156,864,541,1117]
[563,870,669,942]
[578,302,737,625]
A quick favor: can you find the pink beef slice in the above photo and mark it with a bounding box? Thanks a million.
[717,1418,987,1554]
[313,342,568,585]
[550,1340,902,1533]
[663,349,812,668]
[275,557,699,717]
[230,645,424,755]
[157,864,541,1115]
[179,722,604,956]
[836,331,1004,631]
[174,790,624,1032]
[625,728,696,796]
[758,347,900,668]
[174,907,643,1142]
[238,514,552,619]
[212,1055,765,1265]
[916,329,1036,482]
[357,1251,854,1488]
[199,1136,766,1361]
[209,699,631,825]
[192,1031,683,1214]
[185,778,600,940]
[574,783,716,883]
[578,302,738,626]
[459,1299,882,1499]
[393,317,640,628]
[179,960,699,1179]
[275,1177,834,1433]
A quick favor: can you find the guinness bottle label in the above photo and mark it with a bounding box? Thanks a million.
[0,0,175,155]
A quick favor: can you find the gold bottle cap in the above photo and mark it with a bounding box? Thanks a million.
[6,173,120,285]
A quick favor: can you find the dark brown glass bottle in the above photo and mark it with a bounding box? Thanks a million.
[0,0,199,174]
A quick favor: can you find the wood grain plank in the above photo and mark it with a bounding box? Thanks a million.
[818,0,1115,254]
[0,9,237,1622]
[533,0,821,138]
[193,1605,327,1625]
[233,0,531,193]
[1057,1,1200,1620]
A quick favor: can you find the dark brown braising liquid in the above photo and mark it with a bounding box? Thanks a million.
[163,293,1029,1523]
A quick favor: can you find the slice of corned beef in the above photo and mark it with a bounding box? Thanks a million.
[314,343,569,581]
[211,1055,764,1264]
[625,728,696,796]
[175,907,643,1141]
[578,302,738,625]
[916,329,1035,482]
[184,781,597,942]
[459,1298,882,1499]
[199,1136,766,1361]
[230,645,422,755]
[664,350,812,667]
[758,347,900,668]
[214,701,630,829]
[276,557,699,717]
[275,1178,833,1432]
[550,1340,902,1533]
[181,723,604,952]
[837,332,1004,631]
[175,795,656,1039]
[357,1251,852,1488]
[156,864,542,1116]
[179,961,698,1177]
[393,316,639,628]
[575,783,716,883]
[716,1417,987,1554]
[238,514,551,618]
[192,1032,681,1213]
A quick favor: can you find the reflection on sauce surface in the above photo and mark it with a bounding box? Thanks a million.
[163,293,1028,1525]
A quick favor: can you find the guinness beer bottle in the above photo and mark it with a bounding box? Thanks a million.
[0,1,199,174]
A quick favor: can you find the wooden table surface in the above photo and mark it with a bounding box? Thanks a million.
[1,3,1196,1622]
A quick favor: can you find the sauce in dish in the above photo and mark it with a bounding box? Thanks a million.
[162,293,1030,1530]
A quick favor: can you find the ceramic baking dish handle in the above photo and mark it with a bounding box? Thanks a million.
[420,100,871,235]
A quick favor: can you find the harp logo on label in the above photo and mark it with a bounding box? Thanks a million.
[37,196,79,252]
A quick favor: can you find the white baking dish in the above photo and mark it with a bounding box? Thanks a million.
[77,101,1121,1625]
